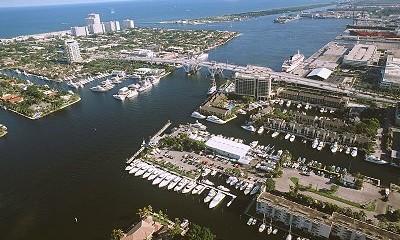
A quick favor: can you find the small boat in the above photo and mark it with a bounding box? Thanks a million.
[345,147,351,154]
[312,138,318,149]
[289,135,295,142]
[252,218,256,225]
[286,100,291,107]
[207,82,217,95]
[267,219,273,234]
[204,189,217,203]
[247,217,253,226]
[271,132,279,138]
[317,141,324,151]
[286,225,292,240]
[297,103,301,109]
[241,125,256,132]
[257,126,265,134]
[201,179,215,186]
[330,142,338,153]
[191,111,206,119]
[364,155,388,165]
[351,147,358,157]
[259,213,266,232]
[272,228,278,234]
[217,185,230,192]
[284,133,291,140]
[182,181,197,194]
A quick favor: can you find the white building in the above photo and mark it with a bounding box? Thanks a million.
[103,21,121,33]
[123,19,135,29]
[71,26,88,37]
[86,13,104,35]
[343,44,378,67]
[381,53,400,88]
[64,39,82,63]
[205,136,250,161]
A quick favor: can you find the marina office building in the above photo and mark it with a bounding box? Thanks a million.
[234,73,272,100]
[257,192,400,240]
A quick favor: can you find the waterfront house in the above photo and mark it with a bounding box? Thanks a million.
[121,216,163,240]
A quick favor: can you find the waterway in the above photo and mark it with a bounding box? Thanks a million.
[1,1,399,240]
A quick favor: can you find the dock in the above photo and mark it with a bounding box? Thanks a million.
[126,120,172,164]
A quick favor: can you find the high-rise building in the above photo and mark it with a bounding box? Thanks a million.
[123,19,135,29]
[103,21,121,33]
[64,39,82,63]
[86,13,104,35]
[71,26,88,37]
[234,73,271,100]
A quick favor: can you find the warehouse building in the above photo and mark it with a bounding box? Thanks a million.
[205,136,251,162]
[343,44,378,67]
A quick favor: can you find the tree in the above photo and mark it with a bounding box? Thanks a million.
[280,150,292,165]
[187,224,215,240]
[110,229,124,240]
[264,178,276,192]
[330,184,339,194]
[168,218,183,237]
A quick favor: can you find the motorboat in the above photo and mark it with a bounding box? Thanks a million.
[286,100,291,107]
[250,184,261,195]
[345,147,351,154]
[317,141,324,151]
[289,135,296,142]
[152,172,168,185]
[207,83,217,95]
[240,182,248,191]
[182,181,197,194]
[148,170,162,181]
[235,180,242,189]
[174,178,189,192]
[128,83,140,89]
[201,179,215,186]
[257,126,265,134]
[330,142,338,153]
[312,138,318,149]
[271,132,279,138]
[190,120,207,130]
[351,147,358,157]
[284,133,291,140]
[142,167,156,179]
[226,176,235,185]
[192,184,205,194]
[237,109,247,115]
[90,85,106,92]
[244,183,254,195]
[204,189,217,203]
[272,228,278,234]
[365,155,388,165]
[247,217,254,226]
[217,185,230,192]
[137,80,152,92]
[167,176,182,190]
[206,115,226,124]
[191,111,206,119]
[209,191,225,209]
[126,89,138,99]
[241,125,256,132]
[113,87,131,101]
[259,223,266,233]
[297,103,301,109]
[159,174,176,188]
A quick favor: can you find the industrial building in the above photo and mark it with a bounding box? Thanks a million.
[234,72,271,100]
[205,136,251,161]
[310,43,347,70]
[71,26,88,37]
[343,44,379,67]
[257,192,400,240]
[306,67,333,80]
[381,53,400,88]
[64,39,82,63]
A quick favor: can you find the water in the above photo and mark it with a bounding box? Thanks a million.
[1,1,399,240]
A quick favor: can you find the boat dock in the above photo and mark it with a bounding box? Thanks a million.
[126,120,172,164]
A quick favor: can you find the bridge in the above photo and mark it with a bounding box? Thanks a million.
[120,56,397,104]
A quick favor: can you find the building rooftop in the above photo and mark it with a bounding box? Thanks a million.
[345,44,377,62]
[382,54,400,86]
[205,136,250,159]
[307,67,333,80]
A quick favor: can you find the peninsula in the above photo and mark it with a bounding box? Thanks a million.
[159,3,335,25]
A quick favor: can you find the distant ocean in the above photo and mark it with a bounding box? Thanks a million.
[0,0,333,38]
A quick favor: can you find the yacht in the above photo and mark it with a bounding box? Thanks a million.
[128,83,141,89]
[286,100,291,107]
[247,217,254,226]
[152,172,168,185]
[351,147,358,157]
[159,174,175,188]
[167,176,182,190]
[127,89,139,99]
[206,115,226,124]
[272,228,278,234]
[330,142,338,153]
[241,125,256,132]
[191,111,207,119]
[365,155,388,165]
[259,223,266,233]
[148,170,162,181]
[240,182,248,191]
[207,83,217,95]
[142,167,156,179]
[190,120,207,131]
[192,184,205,194]
[147,75,160,85]
[289,135,296,142]
[226,176,235,185]
[201,168,212,177]
[317,141,324,151]
[250,141,259,148]
[282,50,304,72]
[204,189,217,203]
[257,126,265,134]
[174,178,189,192]
[217,185,230,192]
[235,180,243,189]
[209,191,225,209]
[312,138,319,149]
[113,87,131,101]
[271,132,280,138]
[267,224,273,234]
[182,181,197,194]
[345,147,351,155]
[284,133,291,140]
[134,165,150,177]
[129,165,141,174]
[210,169,218,176]
[297,103,302,109]
[137,80,152,92]
[201,179,215,186]
[244,183,254,195]
[90,85,106,92]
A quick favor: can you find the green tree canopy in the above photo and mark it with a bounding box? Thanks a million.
[187,224,215,240]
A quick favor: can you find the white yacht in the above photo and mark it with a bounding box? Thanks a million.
[182,181,197,194]
[330,142,338,153]
[167,176,182,190]
[90,85,106,92]
[113,87,131,101]
[282,50,305,72]
[128,83,140,89]
[147,75,160,85]
[257,126,265,134]
[365,155,387,164]
[241,125,256,132]
[192,184,205,194]
[137,80,152,92]
[126,89,138,99]
[201,179,215,186]
[134,165,150,176]
[204,189,217,203]
[206,115,226,124]
[240,182,248,191]
[152,172,168,185]
[142,167,156,179]
[312,138,319,149]
[207,83,217,95]
[202,168,212,177]
[191,111,207,119]
[174,178,189,192]
[271,132,279,138]
[217,185,230,192]
[259,223,266,233]
[209,191,225,209]
[289,135,296,142]
[297,103,302,109]
[284,133,291,140]
[230,177,239,186]
[159,174,175,188]
[351,147,358,157]
[147,170,161,181]
[190,120,207,130]
[345,147,351,155]
[317,141,324,151]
